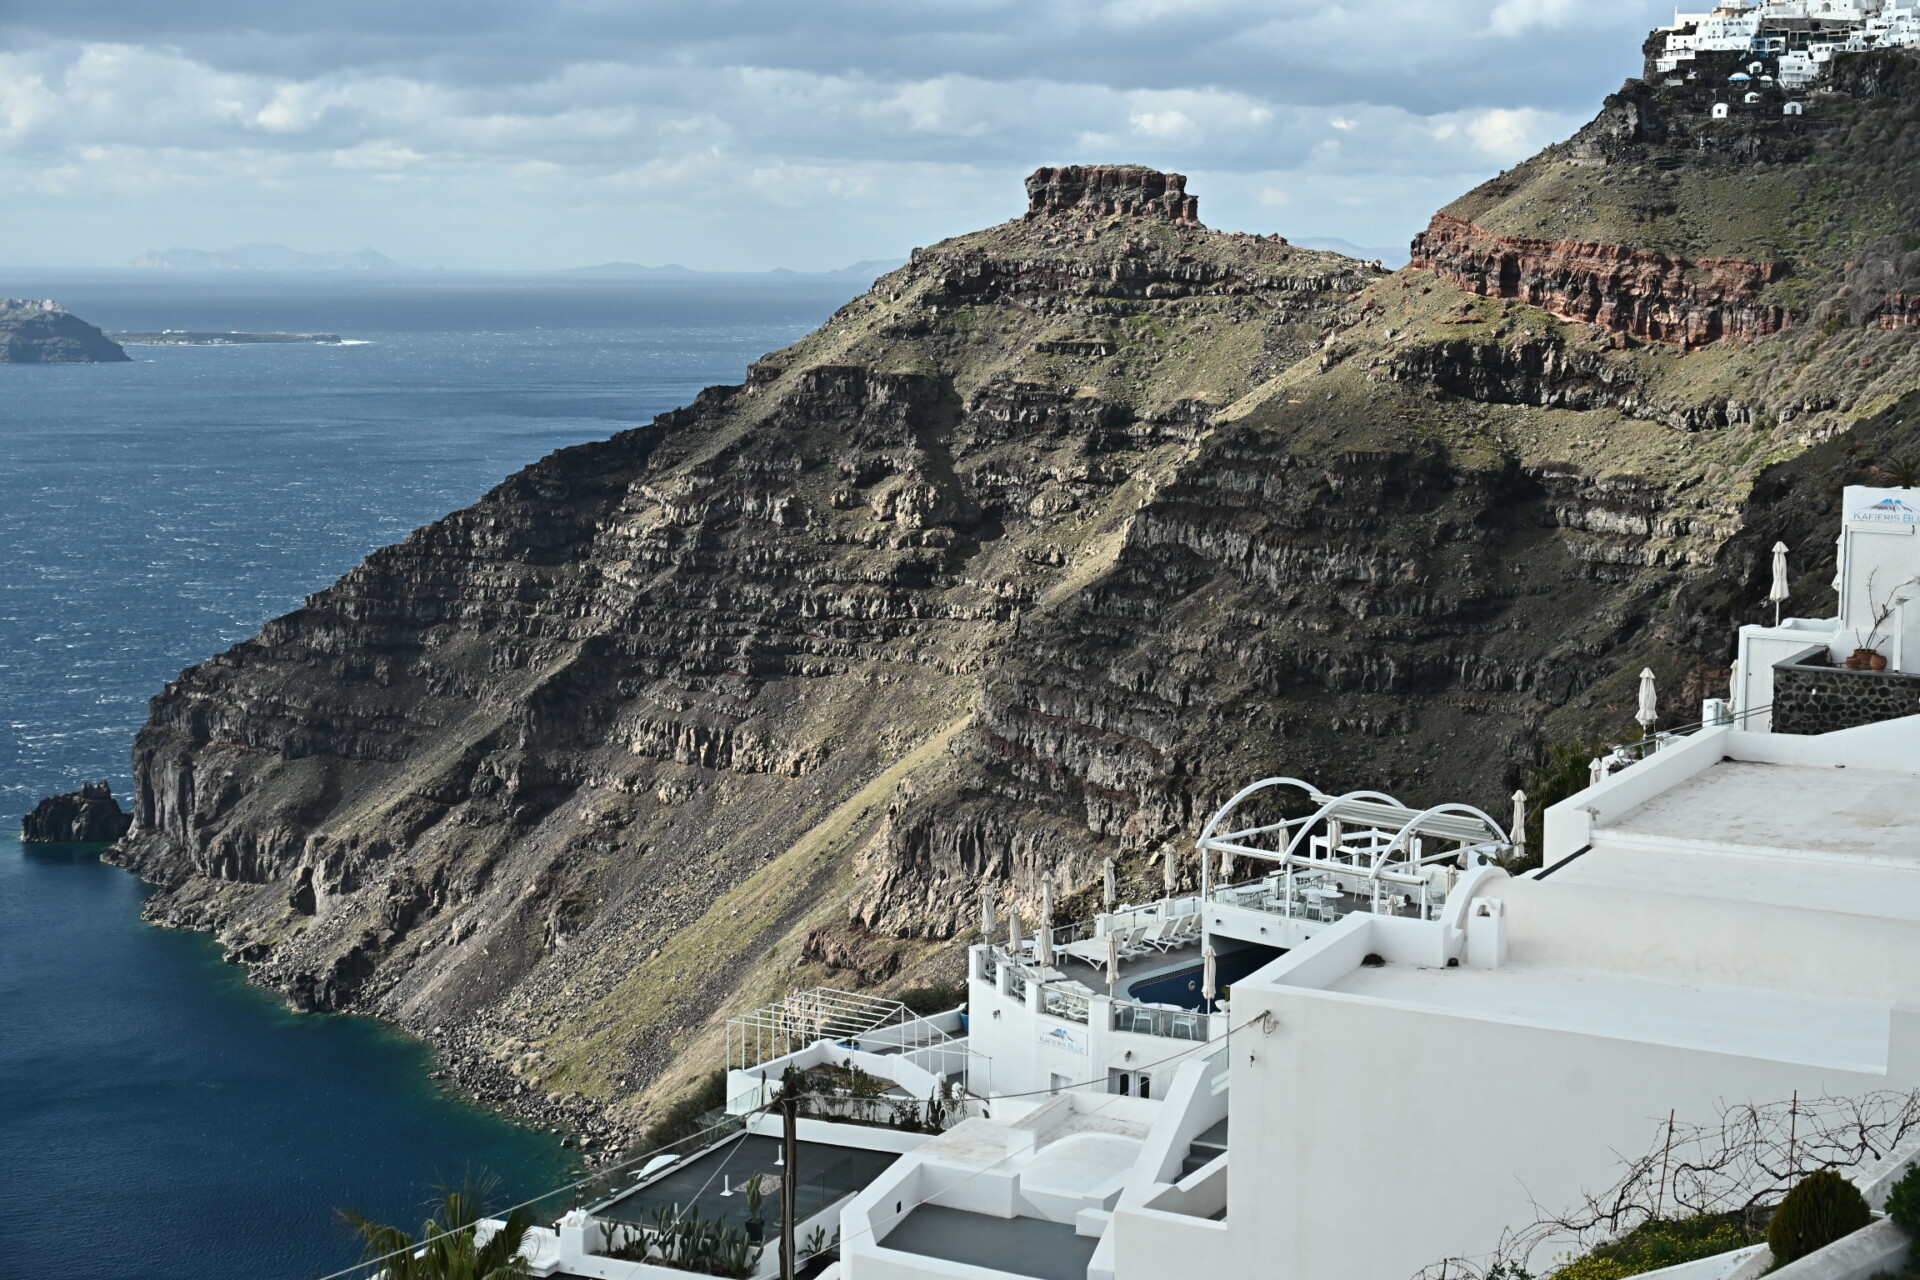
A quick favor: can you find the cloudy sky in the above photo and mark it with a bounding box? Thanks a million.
[0,0,1674,270]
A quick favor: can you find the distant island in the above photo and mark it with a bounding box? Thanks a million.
[567,257,907,279]
[107,331,346,346]
[129,244,411,271]
[0,299,129,363]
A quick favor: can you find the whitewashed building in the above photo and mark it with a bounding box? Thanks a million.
[1655,1,1920,85]
[486,493,1920,1280]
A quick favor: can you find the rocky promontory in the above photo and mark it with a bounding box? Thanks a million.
[0,300,130,363]
[22,782,134,843]
[105,39,1920,1142]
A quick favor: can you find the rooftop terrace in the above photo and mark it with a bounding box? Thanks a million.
[882,1205,1097,1280]
[1316,959,1891,1073]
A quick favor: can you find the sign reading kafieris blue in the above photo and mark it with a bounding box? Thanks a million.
[1039,1024,1088,1055]
[1848,493,1920,525]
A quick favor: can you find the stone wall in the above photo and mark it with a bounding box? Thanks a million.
[1772,658,1920,735]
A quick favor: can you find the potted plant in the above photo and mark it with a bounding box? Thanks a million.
[1856,572,1920,671]
[744,1172,766,1245]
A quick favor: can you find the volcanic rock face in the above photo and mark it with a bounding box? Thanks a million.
[1025,165,1202,224]
[1411,215,1791,347]
[0,300,130,363]
[108,42,1920,1136]
[23,782,134,843]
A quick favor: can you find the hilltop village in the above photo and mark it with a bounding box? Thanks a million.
[1655,0,1920,116]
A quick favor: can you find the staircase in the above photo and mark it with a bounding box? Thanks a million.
[1180,1118,1228,1178]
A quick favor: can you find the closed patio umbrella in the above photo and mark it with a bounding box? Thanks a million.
[1008,911,1022,956]
[1103,858,1117,911]
[1636,668,1659,735]
[1219,846,1234,883]
[981,883,997,940]
[1770,541,1791,626]
[1162,845,1177,895]
[1202,946,1218,1005]
[1106,931,1120,988]
[1511,790,1528,860]
[1037,872,1055,967]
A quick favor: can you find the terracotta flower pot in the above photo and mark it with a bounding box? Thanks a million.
[1852,648,1880,671]
[1871,654,1890,672]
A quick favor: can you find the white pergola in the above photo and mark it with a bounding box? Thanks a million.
[1196,778,1512,915]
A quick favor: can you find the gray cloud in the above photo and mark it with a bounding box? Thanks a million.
[0,1,1672,269]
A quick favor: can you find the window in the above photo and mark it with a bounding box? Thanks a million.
[1110,1070,1132,1096]
[1139,1073,1153,1100]
[1050,1072,1072,1096]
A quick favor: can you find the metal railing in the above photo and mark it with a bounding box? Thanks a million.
[1109,999,1208,1041]
[727,987,954,1071]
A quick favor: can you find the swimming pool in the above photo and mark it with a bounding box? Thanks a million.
[1124,944,1282,1011]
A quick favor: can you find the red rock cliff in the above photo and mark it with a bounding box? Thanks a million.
[1411,214,1791,347]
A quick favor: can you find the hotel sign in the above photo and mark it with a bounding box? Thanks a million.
[1039,1024,1087,1055]
[1849,493,1920,526]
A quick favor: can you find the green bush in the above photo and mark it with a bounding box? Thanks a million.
[1769,1169,1873,1267]
[1549,1213,1761,1280]
[1885,1161,1920,1238]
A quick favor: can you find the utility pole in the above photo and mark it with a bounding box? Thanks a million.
[779,1094,799,1280]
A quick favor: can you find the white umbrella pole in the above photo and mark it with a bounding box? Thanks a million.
[1103,858,1117,911]
[1770,541,1791,628]
[1106,931,1120,988]
[1037,872,1055,967]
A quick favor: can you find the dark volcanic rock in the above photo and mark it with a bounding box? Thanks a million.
[23,782,134,842]
[1024,165,1202,225]
[0,300,130,363]
[102,65,1920,1139]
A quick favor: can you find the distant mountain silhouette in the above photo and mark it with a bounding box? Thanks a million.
[129,244,412,271]
[565,258,907,280]
[565,262,701,277]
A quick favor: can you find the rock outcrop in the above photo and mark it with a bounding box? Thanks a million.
[105,39,1920,1139]
[23,782,134,843]
[1410,215,1791,347]
[1024,165,1202,224]
[0,300,130,363]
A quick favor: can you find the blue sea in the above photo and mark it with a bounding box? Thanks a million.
[0,271,860,1280]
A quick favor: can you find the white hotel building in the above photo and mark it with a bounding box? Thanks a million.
[498,490,1920,1280]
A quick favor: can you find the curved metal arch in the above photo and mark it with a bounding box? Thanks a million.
[1195,777,1321,847]
[1277,790,1406,862]
[1373,802,1511,873]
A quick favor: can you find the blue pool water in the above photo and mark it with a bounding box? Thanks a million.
[1125,944,1282,1011]
[0,271,860,1279]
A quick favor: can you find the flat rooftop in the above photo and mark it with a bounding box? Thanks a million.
[1316,961,1890,1073]
[593,1133,898,1231]
[1598,760,1920,861]
[881,1205,1098,1280]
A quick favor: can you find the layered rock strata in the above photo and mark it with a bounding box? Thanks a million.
[1411,216,1791,347]
[106,43,1920,1140]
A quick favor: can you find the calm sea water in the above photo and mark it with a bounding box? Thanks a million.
[0,271,859,1280]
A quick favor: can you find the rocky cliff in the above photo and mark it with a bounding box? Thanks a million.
[22,782,133,843]
[111,42,1920,1143]
[0,299,129,363]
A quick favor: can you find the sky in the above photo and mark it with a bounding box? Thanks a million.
[0,0,1677,271]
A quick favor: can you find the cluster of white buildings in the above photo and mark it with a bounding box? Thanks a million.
[490,491,1920,1280]
[1657,0,1920,88]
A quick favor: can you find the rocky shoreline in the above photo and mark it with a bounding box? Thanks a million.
[99,59,1920,1136]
